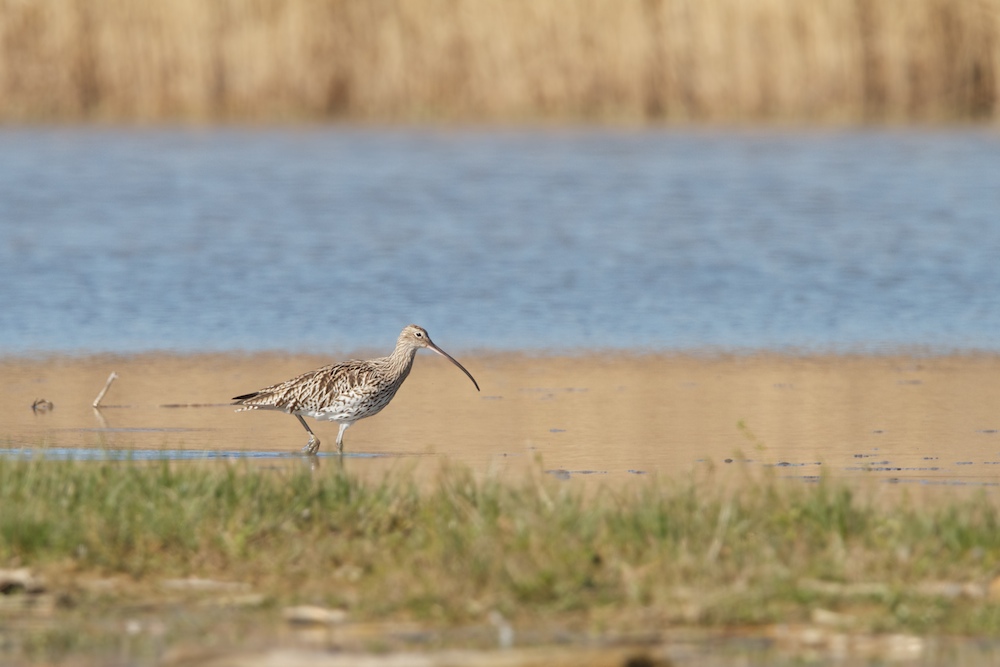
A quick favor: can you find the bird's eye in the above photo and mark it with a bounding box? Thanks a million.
[415,332,423,338]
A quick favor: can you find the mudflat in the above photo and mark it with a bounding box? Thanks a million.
[4,351,1000,495]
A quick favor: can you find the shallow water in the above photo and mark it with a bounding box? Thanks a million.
[2,127,1000,355]
[0,445,347,461]
[5,353,1000,500]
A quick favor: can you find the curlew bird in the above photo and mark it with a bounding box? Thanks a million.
[232,325,479,455]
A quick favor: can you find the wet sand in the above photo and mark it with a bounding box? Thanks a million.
[4,351,1000,497]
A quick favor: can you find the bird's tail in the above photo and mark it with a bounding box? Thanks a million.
[232,391,263,411]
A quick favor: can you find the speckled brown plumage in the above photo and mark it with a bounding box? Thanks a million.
[233,325,479,455]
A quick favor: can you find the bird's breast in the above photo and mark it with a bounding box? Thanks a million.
[297,382,402,423]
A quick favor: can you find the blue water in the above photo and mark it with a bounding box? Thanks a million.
[1,126,999,355]
[0,446,397,462]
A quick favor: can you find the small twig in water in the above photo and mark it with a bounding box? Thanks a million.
[736,418,767,451]
[92,372,118,408]
[92,407,109,429]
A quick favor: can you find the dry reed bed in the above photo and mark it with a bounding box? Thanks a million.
[0,0,998,123]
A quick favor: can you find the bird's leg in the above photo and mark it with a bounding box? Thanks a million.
[335,423,350,455]
[296,415,321,455]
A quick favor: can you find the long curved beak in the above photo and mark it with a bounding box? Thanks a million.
[426,343,480,392]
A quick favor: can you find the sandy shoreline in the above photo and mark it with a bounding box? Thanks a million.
[4,351,1000,495]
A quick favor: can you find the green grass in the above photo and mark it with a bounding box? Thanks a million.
[2,455,1000,655]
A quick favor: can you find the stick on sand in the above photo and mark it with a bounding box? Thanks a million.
[92,372,118,408]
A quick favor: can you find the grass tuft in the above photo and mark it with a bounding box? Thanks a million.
[2,456,1000,638]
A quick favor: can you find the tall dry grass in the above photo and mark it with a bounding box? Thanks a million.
[0,0,998,123]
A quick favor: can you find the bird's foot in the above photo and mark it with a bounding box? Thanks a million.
[302,436,321,456]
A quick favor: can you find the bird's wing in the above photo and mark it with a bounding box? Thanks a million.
[233,361,379,412]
